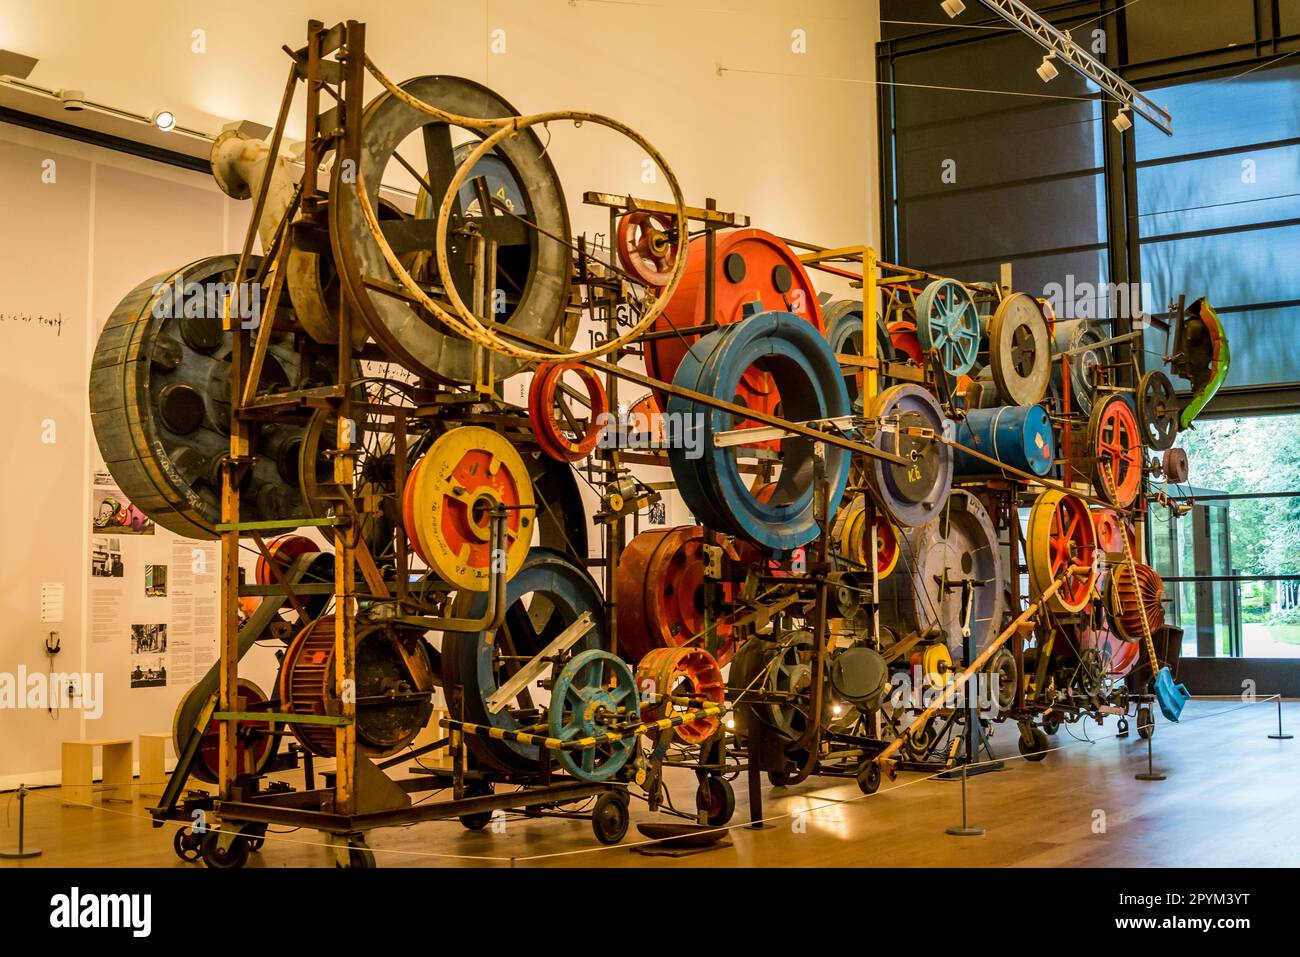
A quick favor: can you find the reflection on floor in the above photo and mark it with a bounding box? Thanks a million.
[2,700,1296,868]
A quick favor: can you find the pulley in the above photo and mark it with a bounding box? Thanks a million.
[831,498,900,579]
[982,647,1017,713]
[1076,620,1140,679]
[254,533,334,620]
[90,255,328,539]
[1088,394,1144,507]
[173,678,281,785]
[402,426,534,591]
[1027,489,1098,613]
[914,278,980,378]
[548,650,637,781]
[1105,562,1167,642]
[616,526,740,666]
[878,489,1004,658]
[1051,320,1111,416]
[828,646,888,710]
[616,211,678,287]
[667,309,851,550]
[911,641,954,691]
[864,384,954,528]
[280,616,436,758]
[1162,446,1189,484]
[442,548,607,772]
[987,293,1051,405]
[648,230,823,418]
[635,646,726,745]
[824,298,899,410]
[528,361,609,462]
[1137,370,1179,451]
[328,75,572,383]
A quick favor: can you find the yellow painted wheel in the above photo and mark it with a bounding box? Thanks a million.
[913,642,953,690]
[1026,489,1097,613]
[410,426,534,591]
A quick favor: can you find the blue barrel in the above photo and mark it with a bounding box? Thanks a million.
[954,405,1054,476]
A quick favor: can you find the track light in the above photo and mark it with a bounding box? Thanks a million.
[940,0,966,16]
[1036,53,1059,83]
[1112,106,1132,132]
[58,89,86,111]
[151,109,177,132]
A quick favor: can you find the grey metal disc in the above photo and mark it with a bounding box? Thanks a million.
[329,75,572,384]
[878,489,1005,660]
[988,293,1050,405]
[1051,320,1111,416]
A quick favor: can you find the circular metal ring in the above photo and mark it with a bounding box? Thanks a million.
[635,646,726,745]
[823,298,898,411]
[328,75,572,383]
[667,310,851,550]
[405,426,534,592]
[442,548,607,772]
[879,489,1003,659]
[549,649,637,781]
[616,526,741,666]
[1089,394,1144,507]
[915,279,980,378]
[988,292,1051,405]
[1138,370,1179,451]
[865,384,954,528]
[173,678,280,785]
[528,361,608,462]
[1027,489,1098,613]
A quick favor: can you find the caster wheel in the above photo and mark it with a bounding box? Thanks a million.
[1116,717,1130,738]
[336,836,376,869]
[200,830,251,869]
[696,776,735,827]
[459,781,494,831]
[1042,714,1061,736]
[856,761,881,795]
[591,791,630,845]
[244,824,267,852]
[1018,726,1050,762]
[172,826,203,863]
[1137,706,1154,739]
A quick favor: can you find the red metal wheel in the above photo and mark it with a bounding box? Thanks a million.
[616,211,678,287]
[528,361,608,462]
[644,228,823,446]
[616,527,740,666]
[255,534,318,586]
[1027,490,1097,613]
[401,457,429,564]
[635,646,726,745]
[1090,395,1144,507]
[887,318,922,364]
[180,678,279,785]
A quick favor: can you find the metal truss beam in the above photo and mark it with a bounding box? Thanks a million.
[976,0,1173,135]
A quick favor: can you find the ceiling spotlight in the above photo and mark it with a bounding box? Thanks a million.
[940,0,966,17]
[1112,106,1133,132]
[1036,53,1059,83]
[58,89,86,111]
[151,109,177,132]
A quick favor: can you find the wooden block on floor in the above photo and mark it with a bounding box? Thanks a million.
[138,733,171,797]
[61,738,133,806]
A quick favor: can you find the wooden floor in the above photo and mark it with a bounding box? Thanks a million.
[3,699,1297,868]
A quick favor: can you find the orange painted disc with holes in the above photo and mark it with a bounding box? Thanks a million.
[528,361,608,462]
[1090,394,1144,507]
[635,646,726,745]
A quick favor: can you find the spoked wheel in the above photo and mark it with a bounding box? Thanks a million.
[172,826,203,863]
[591,791,630,845]
[696,776,736,827]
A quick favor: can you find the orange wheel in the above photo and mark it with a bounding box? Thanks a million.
[887,318,922,364]
[1027,489,1097,613]
[635,646,726,745]
[254,534,317,586]
[616,211,678,287]
[1090,395,1144,507]
[1106,563,1167,642]
[528,361,608,462]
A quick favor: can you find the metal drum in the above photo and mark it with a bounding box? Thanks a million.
[953,404,1055,477]
[878,489,1004,659]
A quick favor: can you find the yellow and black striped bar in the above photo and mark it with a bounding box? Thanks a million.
[439,706,724,751]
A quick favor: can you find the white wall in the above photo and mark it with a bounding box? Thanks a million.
[0,0,880,783]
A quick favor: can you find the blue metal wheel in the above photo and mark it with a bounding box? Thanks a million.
[548,650,637,781]
[915,279,981,378]
[667,310,852,550]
